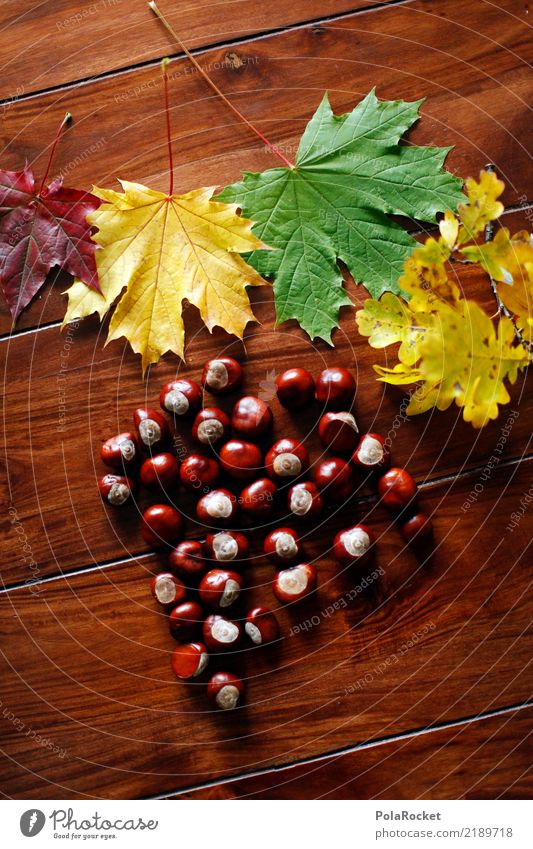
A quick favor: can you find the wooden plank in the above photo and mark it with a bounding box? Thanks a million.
[176,707,533,799]
[0,0,531,334]
[0,0,388,101]
[1,251,532,586]
[0,460,531,799]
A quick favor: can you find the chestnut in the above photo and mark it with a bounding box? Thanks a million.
[179,453,220,492]
[206,531,249,564]
[378,467,418,511]
[169,600,203,641]
[141,504,183,546]
[207,671,245,710]
[150,572,186,606]
[100,432,139,469]
[333,524,374,566]
[263,527,302,566]
[318,411,359,454]
[219,439,263,480]
[231,396,273,440]
[315,367,356,410]
[287,481,324,520]
[192,407,230,446]
[98,474,135,506]
[273,563,317,604]
[401,512,433,545]
[314,458,355,503]
[196,489,238,526]
[201,357,243,395]
[133,407,170,452]
[275,367,315,411]
[171,642,209,679]
[198,568,244,609]
[159,378,202,417]
[140,452,180,490]
[352,433,390,470]
[203,614,242,652]
[265,438,309,482]
[239,477,277,519]
[168,540,206,579]
[245,606,279,645]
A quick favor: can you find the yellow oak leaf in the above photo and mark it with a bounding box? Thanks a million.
[457,170,504,243]
[355,293,435,366]
[438,209,459,251]
[399,236,458,310]
[63,180,270,373]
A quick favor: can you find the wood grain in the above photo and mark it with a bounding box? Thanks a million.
[0,0,391,101]
[0,459,531,798]
[176,707,533,799]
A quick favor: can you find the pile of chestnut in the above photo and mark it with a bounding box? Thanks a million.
[98,359,432,711]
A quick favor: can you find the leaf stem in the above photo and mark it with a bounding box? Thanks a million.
[161,58,174,196]
[38,112,71,195]
[148,1,294,169]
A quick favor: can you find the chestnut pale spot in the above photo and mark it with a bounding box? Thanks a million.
[212,533,238,561]
[164,389,189,415]
[290,486,312,516]
[119,438,136,461]
[107,482,130,505]
[278,566,307,595]
[333,412,359,431]
[195,652,209,676]
[211,618,239,643]
[139,419,161,446]
[245,622,262,645]
[198,419,224,444]
[342,528,370,558]
[215,684,240,710]
[205,492,233,519]
[154,575,177,604]
[206,361,229,390]
[275,532,298,560]
[358,436,384,465]
[220,579,240,607]
[273,452,301,477]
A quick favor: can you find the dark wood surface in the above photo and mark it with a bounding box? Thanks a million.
[0,0,531,799]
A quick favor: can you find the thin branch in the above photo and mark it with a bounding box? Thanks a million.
[148,1,294,169]
[38,112,71,195]
[161,58,174,196]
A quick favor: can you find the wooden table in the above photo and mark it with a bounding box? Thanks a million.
[0,0,531,800]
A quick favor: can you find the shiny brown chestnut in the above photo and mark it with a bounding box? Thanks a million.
[273,563,317,604]
[140,453,180,490]
[192,407,230,447]
[141,504,183,546]
[352,433,390,470]
[179,453,220,492]
[168,540,206,579]
[133,407,170,452]
[231,396,273,440]
[314,458,355,503]
[150,572,186,606]
[159,378,202,417]
[98,474,135,507]
[198,568,244,610]
[171,642,209,679]
[202,614,242,652]
[275,367,315,411]
[378,467,418,511]
[201,357,243,395]
[196,489,238,526]
[401,512,433,545]
[169,600,203,641]
[219,439,263,480]
[245,606,279,645]
[315,367,356,410]
[239,477,277,518]
[287,481,324,520]
[206,531,249,564]
[333,524,374,567]
[318,411,359,454]
[207,671,245,710]
[100,432,139,469]
[265,439,309,483]
[263,527,302,566]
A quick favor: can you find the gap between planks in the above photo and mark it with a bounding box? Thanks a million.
[147,699,533,799]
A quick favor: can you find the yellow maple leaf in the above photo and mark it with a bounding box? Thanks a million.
[457,170,504,243]
[63,181,269,373]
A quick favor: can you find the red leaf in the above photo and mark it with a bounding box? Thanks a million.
[0,165,101,321]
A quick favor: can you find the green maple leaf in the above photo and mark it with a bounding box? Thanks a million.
[219,90,464,343]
